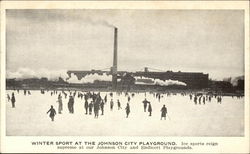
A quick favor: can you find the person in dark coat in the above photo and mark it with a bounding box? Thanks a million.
[47,105,56,121]
[100,100,104,115]
[57,94,63,114]
[160,105,167,120]
[68,96,74,113]
[84,100,89,114]
[125,103,130,118]
[11,93,16,108]
[94,101,100,118]
[194,95,197,105]
[148,102,152,116]
[89,101,93,115]
[198,96,202,105]
[110,99,114,111]
[104,95,107,103]
[117,100,122,110]
[142,98,148,112]
[128,96,131,102]
[7,94,10,102]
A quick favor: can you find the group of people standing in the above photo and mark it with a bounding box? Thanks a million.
[47,91,169,121]
[190,93,223,105]
[7,93,16,108]
[7,90,171,122]
[9,89,235,122]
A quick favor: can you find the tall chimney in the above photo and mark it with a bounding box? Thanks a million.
[112,27,118,90]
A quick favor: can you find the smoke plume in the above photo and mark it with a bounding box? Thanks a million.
[83,17,115,28]
[223,76,244,86]
[135,76,187,86]
[66,73,112,84]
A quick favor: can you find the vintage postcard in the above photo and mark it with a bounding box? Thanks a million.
[0,1,249,153]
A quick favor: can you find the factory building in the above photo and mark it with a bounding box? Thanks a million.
[67,27,209,90]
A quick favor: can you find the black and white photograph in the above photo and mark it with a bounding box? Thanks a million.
[4,8,246,137]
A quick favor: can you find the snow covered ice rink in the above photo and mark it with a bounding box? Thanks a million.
[6,90,244,136]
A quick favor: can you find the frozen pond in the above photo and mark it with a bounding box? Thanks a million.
[6,90,244,136]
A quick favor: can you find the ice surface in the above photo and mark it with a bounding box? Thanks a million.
[6,90,244,136]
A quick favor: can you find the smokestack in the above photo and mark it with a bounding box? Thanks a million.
[112,27,118,90]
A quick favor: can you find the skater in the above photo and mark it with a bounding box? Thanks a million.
[158,94,161,102]
[94,101,100,118]
[100,100,104,115]
[125,103,130,118]
[57,94,63,114]
[148,102,152,116]
[7,94,10,102]
[11,93,16,108]
[84,100,89,114]
[208,96,211,102]
[142,98,148,112]
[189,94,192,100]
[128,96,131,102]
[194,95,197,105]
[198,96,202,105]
[117,100,122,110]
[110,99,114,111]
[47,105,56,121]
[89,101,93,115]
[104,95,107,103]
[160,105,167,120]
[131,93,135,97]
[68,96,74,113]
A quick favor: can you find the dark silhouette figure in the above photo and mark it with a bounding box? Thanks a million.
[110,99,114,111]
[160,105,167,120]
[57,94,63,114]
[68,96,74,114]
[11,93,16,108]
[117,100,122,110]
[125,103,130,118]
[158,94,161,102]
[142,98,148,112]
[148,102,152,116]
[89,101,93,115]
[198,96,202,105]
[104,95,107,103]
[7,94,10,102]
[128,96,131,102]
[100,100,104,115]
[194,95,197,105]
[84,100,89,114]
[209,96,211,102]
[94,101,100,118]
[47,105,56,121]
[189,94,192,100]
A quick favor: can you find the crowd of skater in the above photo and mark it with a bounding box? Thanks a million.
[7,89,243,122]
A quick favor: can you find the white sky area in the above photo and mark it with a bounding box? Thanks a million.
[6,10,244,80]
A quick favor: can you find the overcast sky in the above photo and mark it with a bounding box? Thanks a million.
[6,9,244,80]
